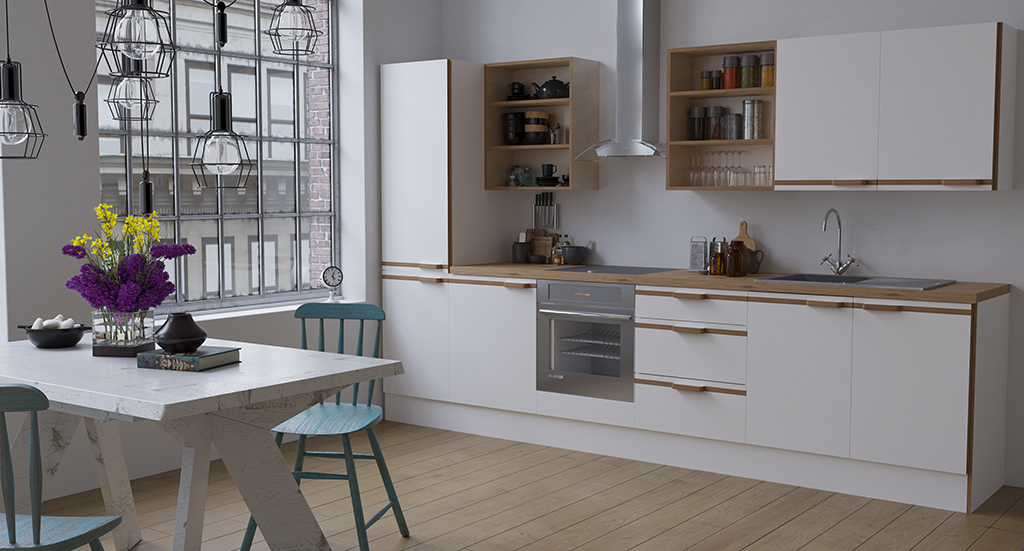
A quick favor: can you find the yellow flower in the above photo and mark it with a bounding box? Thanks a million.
[91,239,112,258]
[72,234,91,247]
[94,204,116,240]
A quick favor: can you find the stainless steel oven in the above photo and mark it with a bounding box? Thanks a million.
[537,280,634,402]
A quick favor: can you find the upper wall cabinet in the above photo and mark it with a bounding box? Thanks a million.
[775,22,1016,191]
[484,57,599,191]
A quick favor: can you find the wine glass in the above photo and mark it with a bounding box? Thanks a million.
[689,151,700,186]
[731,151,749,187]
[702,151,714,187]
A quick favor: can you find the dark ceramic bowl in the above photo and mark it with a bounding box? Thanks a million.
[19,325,90,348]
[529,254,547,264]
[524,132,549,145]
[562,246,589,265]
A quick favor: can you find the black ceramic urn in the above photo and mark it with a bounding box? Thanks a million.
[154,313,208,355]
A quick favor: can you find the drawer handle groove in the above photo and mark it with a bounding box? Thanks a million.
[805,300,848,308]
[671,383,707,392]
[862,303,903,312]
[672,326,707,334]
[417,277,445,283]
[502,282,535,289]
[672,292,707,300]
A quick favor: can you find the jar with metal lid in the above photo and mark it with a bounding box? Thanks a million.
[706,106,724,140]
[740,55,759,88]
[725,240,747,277]
[700,70,712,90]
[723,56,740,89]
[724,113,743,140]
[760,52,775,87]
[743,99,763,139]
[711,70,723,90]
[690,106,707,140]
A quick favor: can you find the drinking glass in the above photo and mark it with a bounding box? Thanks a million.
[689,151,700,186]
[702,151,714,186]
[730,151,749,187]
[714,151,727,187]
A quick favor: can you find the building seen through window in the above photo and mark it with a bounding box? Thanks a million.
[96,0,334,309]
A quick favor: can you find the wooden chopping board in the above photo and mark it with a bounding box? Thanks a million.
[733,221,757,251]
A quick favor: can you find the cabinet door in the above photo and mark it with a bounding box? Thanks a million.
[877,23,997,181]
[851,301,971,474]
[381,60,450,265]
[775,32,880,185]
[381,276,449,401]
[448,280,537,414]
[746,295,853,458]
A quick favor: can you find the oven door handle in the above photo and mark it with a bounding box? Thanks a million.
[538,309,633,321]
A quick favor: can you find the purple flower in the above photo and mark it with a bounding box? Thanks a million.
[117,254,145,285]
[62,244,87,259]
[114,281,143,312]
[66,264,118,310]
[151,243,196,260]
[136,280,176,310]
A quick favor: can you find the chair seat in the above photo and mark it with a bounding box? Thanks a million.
[273,403,383,436]
[0,514,121,550]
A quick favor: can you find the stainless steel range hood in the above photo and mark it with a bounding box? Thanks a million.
[578,0,664,159]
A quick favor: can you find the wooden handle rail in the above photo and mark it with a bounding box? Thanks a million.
[861,303,903,312]
[503,282,536,289]
[418,277,445,283]
[805,300,847,308]
[672,326,707,334]
[672,292,707,300]
[671,383,707,392]
[418,263,445,269]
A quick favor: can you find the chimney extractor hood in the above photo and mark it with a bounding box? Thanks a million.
[578,0,664,159]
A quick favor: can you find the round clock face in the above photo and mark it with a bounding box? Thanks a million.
[322,266,343,287]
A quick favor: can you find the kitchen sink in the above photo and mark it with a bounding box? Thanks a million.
[756,273,957,291]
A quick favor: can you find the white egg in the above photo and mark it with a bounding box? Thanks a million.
[30,318,43,330]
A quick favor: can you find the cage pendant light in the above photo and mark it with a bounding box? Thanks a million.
[265,0,323,56]
[0,0,45,159]
[105,57,158,122]
[98,0,176,79]
[189,92,255,188]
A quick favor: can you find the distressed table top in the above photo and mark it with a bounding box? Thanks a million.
[0,338,404,423]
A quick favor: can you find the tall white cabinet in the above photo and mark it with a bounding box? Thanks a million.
[775,22,1016,190]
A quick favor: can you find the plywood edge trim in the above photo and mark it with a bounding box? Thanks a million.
[773,180,873,186]
[636,322,746,337]
[967,303,978,511]
[991,22,1002,190]
[857,303,972,316]
[383,274,446,284]
[636,289,746,302]
[382,261,449,269]
[876,180,991,186]
[635,378,746,396]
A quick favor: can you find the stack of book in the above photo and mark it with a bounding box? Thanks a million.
[137,346,240,372]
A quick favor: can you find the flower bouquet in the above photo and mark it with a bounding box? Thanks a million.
[63,204,195,356]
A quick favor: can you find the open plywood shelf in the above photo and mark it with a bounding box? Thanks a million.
[667,40,777,190]
[484,57,599,191]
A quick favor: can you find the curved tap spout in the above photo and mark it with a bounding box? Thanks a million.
[821,208,857,275]
[823,208,842,261]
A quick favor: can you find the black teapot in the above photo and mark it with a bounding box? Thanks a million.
[531,76,569,99]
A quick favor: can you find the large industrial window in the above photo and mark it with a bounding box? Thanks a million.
[95,0,335,310]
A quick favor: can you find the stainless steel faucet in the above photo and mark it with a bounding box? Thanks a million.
[821,208,858,275]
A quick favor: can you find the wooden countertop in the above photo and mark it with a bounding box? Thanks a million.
[448,263,1009,304]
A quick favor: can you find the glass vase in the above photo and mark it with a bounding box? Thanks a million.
[91,308,156,357]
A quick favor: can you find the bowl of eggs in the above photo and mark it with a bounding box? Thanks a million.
[18,315,90,349]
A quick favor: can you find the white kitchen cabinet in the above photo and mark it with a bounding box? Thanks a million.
[381,274,450,401]
[850,299,972,474]
[775,32,880,188]
[448,278,537,414]
[746,293,853,458]
[635,376,746,444]
[774,22,1016,190]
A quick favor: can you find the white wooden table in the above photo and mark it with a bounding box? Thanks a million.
[0,338,403,551]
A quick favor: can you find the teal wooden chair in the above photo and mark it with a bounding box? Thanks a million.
[0,384,121,550]
[241,303,409,551]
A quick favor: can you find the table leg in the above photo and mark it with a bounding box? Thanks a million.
[8,409,81,514]
[212,414,331,551]
[159,417,213,551]
[84,418,142,551]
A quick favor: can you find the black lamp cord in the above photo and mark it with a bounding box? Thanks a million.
[42,0,102,104]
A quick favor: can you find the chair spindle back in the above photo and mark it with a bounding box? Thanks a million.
[0,385,49,545]
[295,303,384,407]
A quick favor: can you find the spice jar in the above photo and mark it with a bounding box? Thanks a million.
[723,56,740,89]
[709,238,728,276]
[724,113,743,140]
[706,106,724,141]
[690,106,707,140]
[725,240,747,277]
[711,70,723,90]
[740,55,758,88]
[700,70,712,90]
[760,52,775,87]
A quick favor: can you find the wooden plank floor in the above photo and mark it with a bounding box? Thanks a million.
[44,421,1024,551]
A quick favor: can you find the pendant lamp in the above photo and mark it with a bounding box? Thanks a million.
[265,0,323,56]
[189,90,255,188]
[105,57,158,122]
[0,0,45,158]
[98,0,176,79]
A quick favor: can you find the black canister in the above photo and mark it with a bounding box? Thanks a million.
[690,106,707,140]
[502,112,524,145]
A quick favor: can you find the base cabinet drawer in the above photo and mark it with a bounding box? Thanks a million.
[636,321,746,384]
[636,287,747,325]
[635,379,745,443]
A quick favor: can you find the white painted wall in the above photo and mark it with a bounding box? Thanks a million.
[438,0,1024,485]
